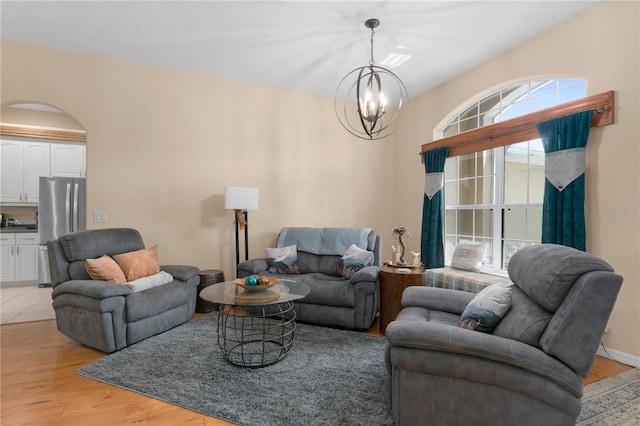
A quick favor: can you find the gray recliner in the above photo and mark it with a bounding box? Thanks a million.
[47,228,200,353]
[385,244,623,426]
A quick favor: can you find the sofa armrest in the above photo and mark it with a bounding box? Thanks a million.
[401,286,474,314]
[238,258,269,275]
[385,320,582,395]
[52,280,132,299]
[349,265,380,284]
[160,265,200,282]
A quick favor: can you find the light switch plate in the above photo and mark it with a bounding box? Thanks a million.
[93,211,107,223]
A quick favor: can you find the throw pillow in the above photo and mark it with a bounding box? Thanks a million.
[459,283,513,333]
[336,244,375,278]
[450,240,486,272]
[113,245,161,282]
[85,255,126,284]
[266,245,299,274]
[126,271,174,293]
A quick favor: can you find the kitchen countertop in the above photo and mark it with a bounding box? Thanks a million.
[0,227,38,233]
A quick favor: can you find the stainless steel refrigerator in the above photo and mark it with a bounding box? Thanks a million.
[37,176,86,286]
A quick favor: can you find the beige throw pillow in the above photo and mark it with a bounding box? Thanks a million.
[113,246,161,282]
[85,255,127,284]
[450,240,486,272]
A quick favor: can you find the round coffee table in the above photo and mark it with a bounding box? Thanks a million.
[199,279,310,368]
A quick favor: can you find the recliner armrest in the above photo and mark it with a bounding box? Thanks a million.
[238,258,269,275]
[349,265,380,284]
[52,280,132,299]
[160,265,200,282]
[401,286,474,314]
[385,320,582,395]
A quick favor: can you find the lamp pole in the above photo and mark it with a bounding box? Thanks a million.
[233,209,250,274]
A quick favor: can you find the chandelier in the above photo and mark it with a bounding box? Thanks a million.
[335,18,408,140]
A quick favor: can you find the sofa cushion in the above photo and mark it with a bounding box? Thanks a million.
[492,286,552,348]
[268,273,355,308]
[318,255,342,276]
[266,245,299,274]
[336,244,374,278]
[113,246,161,281]
[125,279,191,322]
[85,255,126,284]
[459,284,512,332]
[450,240,486,272]
[425,267,512,294]
[296,251,320,274]
[508,244,614,312]
[301,274,355,308]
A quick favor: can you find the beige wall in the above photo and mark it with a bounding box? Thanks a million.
[396,0,639,359]
[0,40,395,280]
[1,1,638,359]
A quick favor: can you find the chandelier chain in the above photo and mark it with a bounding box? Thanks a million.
[369,28,376,66]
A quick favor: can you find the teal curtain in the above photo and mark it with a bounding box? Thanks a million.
[421,147,449,268]
[536,110,593,251]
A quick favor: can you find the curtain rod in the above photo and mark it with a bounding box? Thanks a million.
[420,90,614,159]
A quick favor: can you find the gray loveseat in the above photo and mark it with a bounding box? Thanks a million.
[47,228,200,353]
[385,244,623,426]
[238,227,381,330]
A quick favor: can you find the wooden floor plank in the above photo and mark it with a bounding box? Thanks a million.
[0,317,632,425]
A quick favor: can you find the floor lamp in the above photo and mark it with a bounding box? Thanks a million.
[225,186,259,271]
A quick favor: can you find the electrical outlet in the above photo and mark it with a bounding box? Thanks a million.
[93,211,107,223]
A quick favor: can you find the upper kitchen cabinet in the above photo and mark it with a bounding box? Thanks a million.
[51,142,86,178]
[1,139,50,204]
[1,102,87,204]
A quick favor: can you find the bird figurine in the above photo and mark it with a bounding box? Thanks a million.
[411,251,421,267]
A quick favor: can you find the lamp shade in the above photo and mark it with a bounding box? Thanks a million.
[225,187,259,210]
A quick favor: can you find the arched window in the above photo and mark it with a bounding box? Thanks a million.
[441,78,586,270]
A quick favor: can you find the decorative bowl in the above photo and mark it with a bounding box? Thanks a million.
[233,277,279,292]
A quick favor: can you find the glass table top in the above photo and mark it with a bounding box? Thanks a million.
[199,279,311,306]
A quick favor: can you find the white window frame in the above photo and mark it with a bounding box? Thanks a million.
[441,78,586,271]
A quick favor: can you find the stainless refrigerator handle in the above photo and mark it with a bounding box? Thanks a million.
[73,183,79,232]
[66,183,72,233]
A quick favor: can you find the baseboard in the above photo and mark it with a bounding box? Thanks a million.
[596,345,640,368]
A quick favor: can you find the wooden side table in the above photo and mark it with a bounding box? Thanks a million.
[197,269,225,313]
[379,264,425,334]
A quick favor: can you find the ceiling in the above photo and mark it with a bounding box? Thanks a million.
[1,1,601,101]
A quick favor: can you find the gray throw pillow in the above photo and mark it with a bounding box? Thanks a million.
[266,245,299,274]
[336,244,374,278]
[459,284,512,333]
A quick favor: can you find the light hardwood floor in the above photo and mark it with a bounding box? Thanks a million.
[0,316,632,425]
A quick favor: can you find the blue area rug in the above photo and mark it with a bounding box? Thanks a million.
[578,367,640,425]
[77,313,393,425]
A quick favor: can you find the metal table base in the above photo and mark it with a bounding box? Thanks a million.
[217,301,297,368]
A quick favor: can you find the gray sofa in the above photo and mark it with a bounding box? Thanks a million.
[47,228,200,353]
[238,227,381,330]
[385,244,623,426]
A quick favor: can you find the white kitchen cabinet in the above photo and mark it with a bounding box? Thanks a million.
[51,142,86,177]
[0,233,39,283]
[0,234,16,282]
[0,139,50,204]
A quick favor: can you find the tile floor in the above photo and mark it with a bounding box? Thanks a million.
[0,284,55,324]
